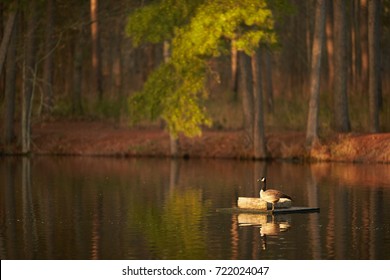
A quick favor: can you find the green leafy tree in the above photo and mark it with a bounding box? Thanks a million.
[126,0,203,46]
[126,0,277,140]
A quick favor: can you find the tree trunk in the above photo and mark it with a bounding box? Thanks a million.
[169,134,179,158]
[72,30,84,115]
[111,15,123,96]
[306,0,326,149]
[90,0,103,100]
[325,1,334,90]
[305,1,314,70]
[350,0,357,93]
[3,11,18,145]
[263,46,274,113]
[238,51,254,138]
[0,3,4,95]
[333,0,351,132]
[352,0,362,94]
[42,0,55,115]
[251,49,266,159]
[163,40,179,157]
[230,40,238,95]
[360,0,369,93]
[21,0,37,154]
[367,0,380,132]
[0,9,17,77]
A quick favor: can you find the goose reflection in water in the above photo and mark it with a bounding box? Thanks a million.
[259,219,291,236]
[238,213,291,250]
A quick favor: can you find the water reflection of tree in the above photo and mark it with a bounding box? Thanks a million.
[1,158,17,259]
[22,158,38,259]
[131,188,210,259]
[306,165,321,259]
[2,158,389,259]
[312,163,388,259]
[124,158,209,259]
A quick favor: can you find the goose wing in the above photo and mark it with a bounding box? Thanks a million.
[264,189,293,201]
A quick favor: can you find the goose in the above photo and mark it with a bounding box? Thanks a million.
[258,177,293,211]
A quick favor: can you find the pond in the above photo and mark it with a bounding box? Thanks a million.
[1,157,390,259]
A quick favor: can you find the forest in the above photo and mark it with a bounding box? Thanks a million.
[0,0,389,159]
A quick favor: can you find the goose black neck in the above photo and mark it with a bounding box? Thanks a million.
[261,178,267,191]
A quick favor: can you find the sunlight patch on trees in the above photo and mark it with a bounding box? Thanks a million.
[126,0,277,138]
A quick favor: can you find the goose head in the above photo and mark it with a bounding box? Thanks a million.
[257,177,267,191]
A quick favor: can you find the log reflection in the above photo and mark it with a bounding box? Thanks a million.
[238,213,291,251]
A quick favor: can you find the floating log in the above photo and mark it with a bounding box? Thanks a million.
[238,197,292,210]
[216,206,320,214]
[216,196,319,214]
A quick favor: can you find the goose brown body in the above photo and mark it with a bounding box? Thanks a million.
[259,177,292,211]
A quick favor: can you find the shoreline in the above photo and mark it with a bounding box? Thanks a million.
[1,120,390,163]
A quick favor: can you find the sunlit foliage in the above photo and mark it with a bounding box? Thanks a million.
[130,61,210,137]
[126,0,277,137]
[126,0,204,46]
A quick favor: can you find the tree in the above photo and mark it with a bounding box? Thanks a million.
[237,47,267,159]
[163,41,179,157]
[263,46,274,113]
[21,0,38,154]
[238,52,254,137]
[368,0,380,132]
[90,0,103,100]
[360,0,369,94]
[126,0,205,156]
[127,0,276,157]
[251,49,266,159]
[306,0,326,148]
[350,0,361,94]
[325,1,334,91]
[3,9,18,145]
[42,0,55,114]
[0,7,17,77]
[333,0,351,132]
[230,40,238,94]
[72,28,86,115]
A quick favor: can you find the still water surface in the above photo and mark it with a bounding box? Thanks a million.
[1,157,390,259]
